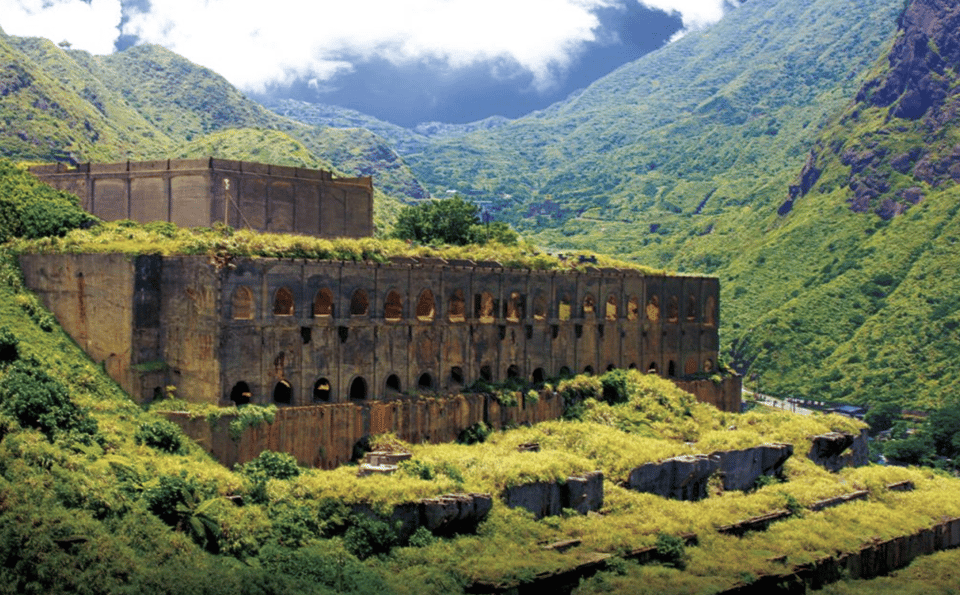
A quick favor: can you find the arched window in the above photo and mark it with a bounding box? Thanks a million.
[230,381,252,405]
[583,295,596,316]
[350,289,369,316]
[480,365,493,382]
[349,377,368,400]
[448,290,466,322]
[558,295,572,321]
[273,380,292,404]
[450,366,465,385]
[533,295,547,321]
[384,290,402,322]
[628,363,637,370]
[606,364,616,372]
[476,292,495,323]
[704,296,716,327]
[583,365,594,375]
[416,289,435,322]
[605,294,618,321]
[273,287,294,316]
[418,373,433,390]
[627,296,640,321]
[507,365,521,379]
[646,294,660,322]
[667,360,677,377]
[532,368,546,385]
[232,286,254,320]
[313,288,333,318]
[313,378,331,401]
[647,362,659,374]
[385,374,401,394]
[668,296,679,323]
[687,294,697,322]
[505,291,524,323]
[558,366,572,378]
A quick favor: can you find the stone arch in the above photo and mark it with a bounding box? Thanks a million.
[384,289,403,322]
[506,364,521,379]
[385,374,402,394]
[687,294,697,322]
[558,294,572,321]
[450,366,465,386]
[684,357,698,375]
[532,367,546,385]
[313,378,331,402]
[416,289,436,322]
[668,296,679,323]
[505,291,525,323]
[647,362,659,374]
[313,287,334,318]
[628,363,637,370]
[273,380,292,404]
[582,294,596,316]
[606,363,616,372]
[646,294,660,322]
[417,373,433,390]
[350,289,369,316]
[667,360,677,377]
[475,291,495,323]
[583,365,594,375]
[627,296,640,321]
[448,289,466,322]
[273,286,294,316]
[479,365,493,382]
[349,376,368,400]
[704,296,716,327]
[558,366,573,378]
[230,381,251,405]
[232,286,254,320]
[605,294,618,321]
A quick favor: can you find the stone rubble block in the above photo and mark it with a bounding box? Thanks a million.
[420,492,492,535]
[715,443,794,492]
[502,471,605,519]
[627,454,719,501]
[808,429,868,471]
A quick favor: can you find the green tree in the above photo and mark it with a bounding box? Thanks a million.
[864,401,900,436]
[390,196,517,246]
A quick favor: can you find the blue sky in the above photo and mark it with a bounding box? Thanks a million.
[3,0,739,126]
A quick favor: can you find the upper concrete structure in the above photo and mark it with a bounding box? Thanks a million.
[30,158,373,238]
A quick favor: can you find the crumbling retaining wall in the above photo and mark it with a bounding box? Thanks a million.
[502,471,604,519]
[807,429,869,471]
[352,492,493,541]
[166,390,564,469]
[626,444,794,501]
[673,375,742,414]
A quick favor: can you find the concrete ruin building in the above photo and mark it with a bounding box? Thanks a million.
[29,158,374,238]
[23,158,738,466]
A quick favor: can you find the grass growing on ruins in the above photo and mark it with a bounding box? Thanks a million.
[12,219,668,274]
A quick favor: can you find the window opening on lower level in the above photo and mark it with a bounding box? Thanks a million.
[349,377,368,400]
[273,380,292,404]
[313,378,331,401]
[230,381,251,405]
[386,374,402,394]
[418,373,433,390]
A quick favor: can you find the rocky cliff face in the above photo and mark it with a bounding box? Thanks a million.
[786,0,960,218]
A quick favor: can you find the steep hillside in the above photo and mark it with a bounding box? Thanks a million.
[404,0,904,262]
[721,0,960,408]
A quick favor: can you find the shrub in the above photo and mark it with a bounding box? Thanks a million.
[0,359,99,442]
[134,419,186,454]
[240,450,301,482]
[0,326,18,362]
[343,514,400,559]
[458,421,492,445]
[654,533,687,570]
[600,369,630,404]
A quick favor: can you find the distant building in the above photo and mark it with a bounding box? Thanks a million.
[30,158,373,238]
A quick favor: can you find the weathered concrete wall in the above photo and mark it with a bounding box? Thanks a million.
[502,471,604,519]
[673,375,742,413]
[626,443,793,501]
[166,390,564,469]
[29,158,374,239]
[352,492,493,541]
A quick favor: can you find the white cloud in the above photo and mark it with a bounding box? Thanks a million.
[2,0,123,54]
[1,0,733,92]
